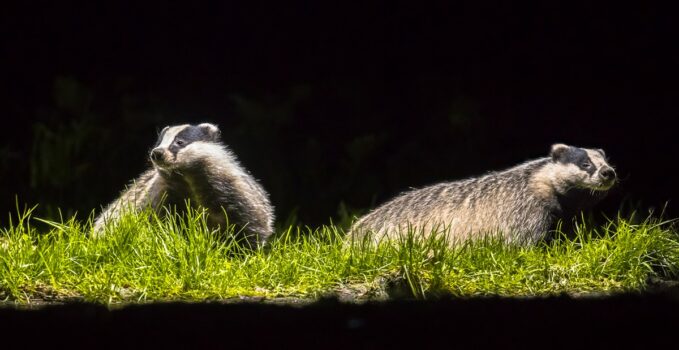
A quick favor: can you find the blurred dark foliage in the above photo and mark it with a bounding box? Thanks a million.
[1,2,677,226]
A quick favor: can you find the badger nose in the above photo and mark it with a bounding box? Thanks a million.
[150,148,164,162]
[600,167,616,181]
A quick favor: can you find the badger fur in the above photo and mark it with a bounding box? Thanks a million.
[349,144,617,245]
[93,123,275,247]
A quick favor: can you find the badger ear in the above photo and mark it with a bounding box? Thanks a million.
[596,148,606,158]
[199,123,221,141]
[550,143,570,162]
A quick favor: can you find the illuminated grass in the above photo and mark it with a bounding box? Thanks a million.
[1,204,678,305]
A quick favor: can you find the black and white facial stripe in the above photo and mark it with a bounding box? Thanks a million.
[553,146,596,175]
[550,144,616,183]
[154,126,169,147]
[155,124,220,151]
[150,123,221,164]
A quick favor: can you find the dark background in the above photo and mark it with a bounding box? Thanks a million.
[2,2,677,228]
[2,2,679,344]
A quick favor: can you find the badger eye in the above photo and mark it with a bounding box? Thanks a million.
[581,162,592,169]
[175,139,185,146]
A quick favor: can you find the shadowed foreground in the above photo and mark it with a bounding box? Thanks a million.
[2,291,678,348]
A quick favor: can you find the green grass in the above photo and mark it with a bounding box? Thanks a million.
[1,204,678,305]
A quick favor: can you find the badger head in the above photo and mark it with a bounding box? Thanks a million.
[549,143,617,192]
[150,123,222,171]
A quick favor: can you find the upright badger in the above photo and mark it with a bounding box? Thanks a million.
[350,144,617,245]
[93,123,275,247]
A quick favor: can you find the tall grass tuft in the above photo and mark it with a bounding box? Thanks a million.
[1,204,678,305]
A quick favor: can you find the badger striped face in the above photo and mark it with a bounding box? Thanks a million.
[150,123,221,169]
[549,143,617,191]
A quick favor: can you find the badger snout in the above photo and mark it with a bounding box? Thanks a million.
[598,167,617,190]
[599,167,616,181]
[150,148,174,168]
[150,148,164,162]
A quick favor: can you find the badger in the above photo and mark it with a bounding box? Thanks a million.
[349,144,617,245]
[93,123,275,248]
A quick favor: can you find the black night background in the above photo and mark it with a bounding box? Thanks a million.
[1,1,678,347]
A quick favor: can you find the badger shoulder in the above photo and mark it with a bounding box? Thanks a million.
[93,169,164,234]
[175,140,275,240]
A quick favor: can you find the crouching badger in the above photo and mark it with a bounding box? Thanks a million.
[93,123,275,248]
[349,144,617,245]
